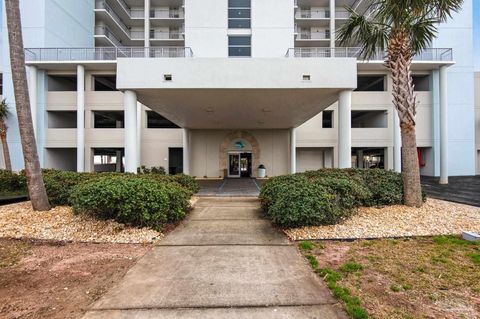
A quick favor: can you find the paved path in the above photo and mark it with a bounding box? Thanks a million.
[197,178,262,197]
[83,197,346,319]
[422,175,480,207]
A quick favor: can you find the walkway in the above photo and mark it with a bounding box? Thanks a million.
[82,197,346,319]
[422,175,480,207]
[197,178,263,197]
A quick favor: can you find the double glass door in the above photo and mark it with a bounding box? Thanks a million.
[228,153,241,178]
[228,152,252,178]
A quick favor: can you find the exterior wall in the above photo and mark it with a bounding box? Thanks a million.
[1,0,94,170]
[432,0,476,176]
[190,129,289,178]
[475,72,480,174]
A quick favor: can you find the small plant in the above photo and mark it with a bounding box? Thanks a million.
[390,284,401,292]
[340,262,364,273]
[468,253,480,265]
[306,255,318,269]
[299,241,314,251]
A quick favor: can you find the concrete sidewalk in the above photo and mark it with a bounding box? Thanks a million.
[83,197,346,319]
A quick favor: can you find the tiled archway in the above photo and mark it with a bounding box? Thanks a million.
[220,131,260,177]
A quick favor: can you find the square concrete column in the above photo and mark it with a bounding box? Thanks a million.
[144,0,150,49]
[329,0,335,49]
[393,109,402,172]
[338,90,352,168]
[183,128,190,175]
[290,128,296,174]
[76,65,85,172]
[439,66,448,184]
[124,90,138,173]
[27,65,38,137]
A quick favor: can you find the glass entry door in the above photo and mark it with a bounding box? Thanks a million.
[228,153,241,178]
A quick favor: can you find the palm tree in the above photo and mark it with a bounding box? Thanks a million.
[5,0,50,210]
[337,0,463,207]
[0,99,12,171]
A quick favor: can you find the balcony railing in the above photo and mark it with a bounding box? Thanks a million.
[25,47,194,61]
[295,9,330,19]
[131,8,145,18]
[130,30,145,39]
[335,10,351,19]
[296,31,330,40]
[96,0,130,36]
[151,31,184,40]
[150,8,184,19]
[95,26,123,47]
[285,47,453,62]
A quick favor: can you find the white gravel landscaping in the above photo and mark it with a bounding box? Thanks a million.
[286,198,480,241]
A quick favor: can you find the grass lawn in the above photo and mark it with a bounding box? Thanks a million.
[300,236,480,319]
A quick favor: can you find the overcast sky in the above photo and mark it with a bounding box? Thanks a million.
[474,0,480,70]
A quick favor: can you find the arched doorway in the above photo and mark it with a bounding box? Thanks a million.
[219,131,260,178]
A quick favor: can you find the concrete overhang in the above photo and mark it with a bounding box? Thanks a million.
[117,57,357,129]
[357,60,456,72]
[25,61,117,71]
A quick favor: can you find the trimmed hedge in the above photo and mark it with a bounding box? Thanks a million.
[0,169,26,193]
[70,175,190,228]
[260,169,408,228]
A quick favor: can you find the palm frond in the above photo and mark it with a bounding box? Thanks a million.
[0,99,10,120]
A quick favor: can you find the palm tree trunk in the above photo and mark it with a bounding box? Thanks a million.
[0,121,12,171]
[5,0,50,210]
[387,30,423,207]
[400,122,423,206]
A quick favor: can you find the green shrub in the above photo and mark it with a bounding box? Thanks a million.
[0,169,26,193]
[141,173,199,194]
[262,175,347,227]
[137,165,166,175]
[70,175,190,228]
[357,169,403,206]
[314,177,370,210]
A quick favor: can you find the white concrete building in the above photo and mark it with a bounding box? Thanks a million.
[0,0,477,179]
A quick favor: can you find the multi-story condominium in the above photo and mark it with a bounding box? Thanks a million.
[0,0,477,181]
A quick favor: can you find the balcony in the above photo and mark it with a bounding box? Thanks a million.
[295,9,330,19]
[95,0,130,37]
[150,31,184,40]
[150,8,184,19]
[25,47,194,62]
[335,10,351,19]
[295,31,330,40]
[285,47,454,62]
[95,26,123,47]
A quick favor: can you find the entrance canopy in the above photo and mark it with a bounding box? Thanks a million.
[117,57,357,129]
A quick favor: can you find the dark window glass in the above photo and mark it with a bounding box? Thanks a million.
[228,0,251,8]
[228,9,250,18]
[228,36,251,57]
[93,111,124,128]
[229,47,251,57]
[412,75,430,91]
[351,111,387,128]
[322,110,333,128]
[228,36,251,46]
[0,73,3,95]
[147,111,180,128]
[228,19,251,28]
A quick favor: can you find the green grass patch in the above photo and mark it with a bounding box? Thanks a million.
[468,253,480,265]
[390,284,401,292]
[340,262,364,273]
[306,255,319,269]
[299,241,314,251]
[432,235,475,246]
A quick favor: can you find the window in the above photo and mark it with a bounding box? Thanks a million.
[93,75,117,91]
[93,148,124,172]
[351,111,387,128]
[228,0,251,29]
[47,111,77,128]
[48,75,77,91]
[228,36,251,57]
[412,75,430,91]
[322,110,333,128]
[355,75,386,91]
[93,111,124,128]
[0,73,3,95]
[147,111,180,128]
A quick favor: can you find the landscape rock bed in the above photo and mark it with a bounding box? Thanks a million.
[0,202,162,244]
[286,198,480,240]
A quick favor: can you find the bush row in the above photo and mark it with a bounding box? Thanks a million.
[260,169,407,228]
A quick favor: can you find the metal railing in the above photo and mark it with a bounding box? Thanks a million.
[285,47,453,61]
[335,10,351,19]
[25,47,194,61]
[295,9,330,19]
[130,30,145,39]
[296,31,330,40]
[96,0,130,36]
[95,26,123,47]
[130,8,145,18]
[150,8,184,19]
[151,31,184,40]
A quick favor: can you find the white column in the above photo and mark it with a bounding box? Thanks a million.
[290,128,297,174]
[144,0,150,49]
[338,90,352,168]
[27,65,38,137]
[393,109,402,172]
[124,90,138,173]
[439,66,448,184]
[76,65,85,172]
[329,0,335,49]
[136,103,142,166]
[183,128,189,175]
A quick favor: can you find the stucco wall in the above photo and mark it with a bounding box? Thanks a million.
[475,72,480,174]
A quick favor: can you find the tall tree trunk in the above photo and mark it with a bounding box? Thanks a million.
[0,121,12,171]
[400,122,423,206]
[5,0,50,210]
[387,30,423,207]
